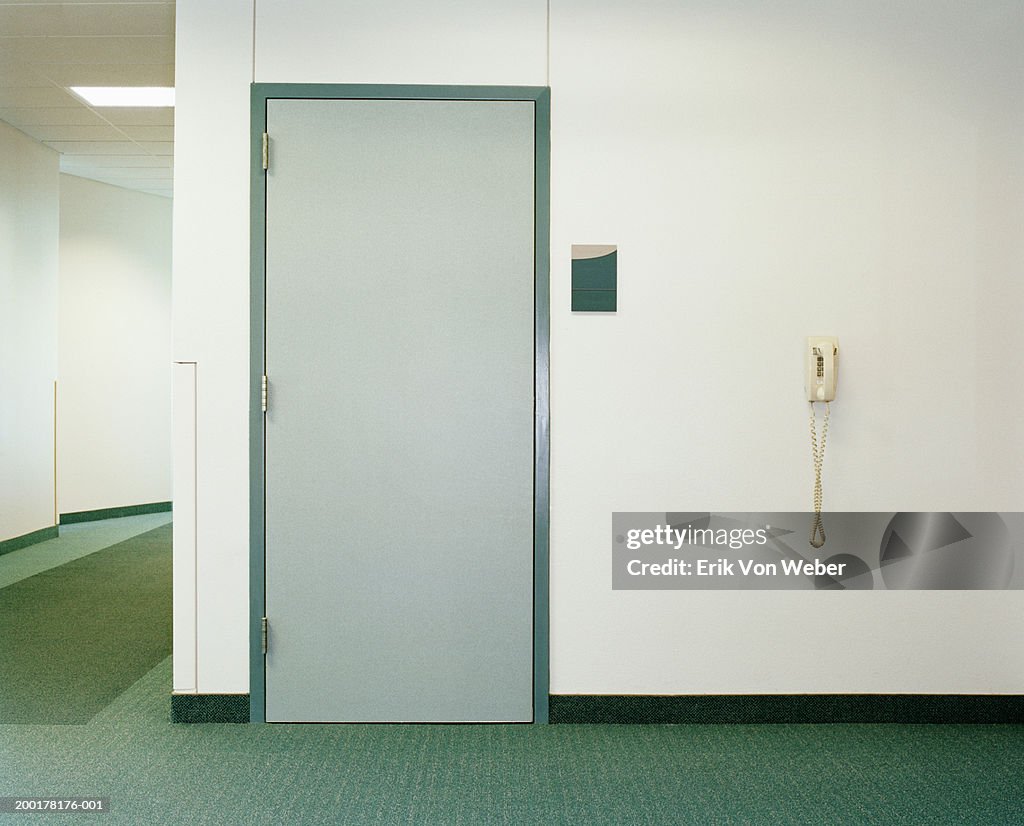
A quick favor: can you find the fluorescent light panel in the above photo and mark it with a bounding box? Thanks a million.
[70,86,174,107]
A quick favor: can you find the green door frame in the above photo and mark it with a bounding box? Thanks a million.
[249,83,551,723]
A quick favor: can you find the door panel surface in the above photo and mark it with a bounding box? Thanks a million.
[264,98,535,722]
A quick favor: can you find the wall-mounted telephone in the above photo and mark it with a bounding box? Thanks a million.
[806,337,838,402]
[806,337,838,548]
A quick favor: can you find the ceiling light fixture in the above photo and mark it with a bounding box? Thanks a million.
[70,86,175,107]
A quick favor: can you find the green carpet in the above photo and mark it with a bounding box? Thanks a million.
[2,656,1024,825]
[0,524,171,724]
[0,513,173,591]
[1,518,1023,823]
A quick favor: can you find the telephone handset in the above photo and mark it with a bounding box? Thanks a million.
[806,337,838,402]
[806,337,838,549]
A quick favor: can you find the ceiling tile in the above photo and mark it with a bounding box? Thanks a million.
[116,124,174,142]
[0,106,107,126]
[18,122,129,142]
[61,155,172,169]
[0,3,173,37]
[97,107,174,127]
[77,166,173,181]
[0,59,52,87]
[0,86,80,108]
[44,139,173,155]
[0,36,175,65]
[135,140,173,156]
[31,62,174,87]
[0,0,167,4]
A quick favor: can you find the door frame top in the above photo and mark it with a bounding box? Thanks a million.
[248,84,550,723]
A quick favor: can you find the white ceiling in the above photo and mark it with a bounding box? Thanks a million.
[0,0,175,199]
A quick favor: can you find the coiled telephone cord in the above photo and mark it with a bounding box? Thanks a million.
[809,401,830,549]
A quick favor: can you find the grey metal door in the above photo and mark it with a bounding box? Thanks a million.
[263,97,536,722]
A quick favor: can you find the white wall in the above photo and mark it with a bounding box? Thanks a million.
[57,174,172,516]
[255,0,547,85]
[548,0,1024,694]
[0,121,58,543]
[174,0,1024,695]
[172,0,256,693]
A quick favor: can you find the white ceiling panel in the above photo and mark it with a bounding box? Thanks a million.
[0,86,80,107]
[0,1,176,198]
[0,36,175,65]
[80,166,173,180]
[0,106,107,126]
[44,140,173,155]
[115,124,174,142]
[0,60,51,87]
[0,3,173,37]
[46,140,151,155]
[98,106,174,127]
[61,154,172,169]
[18,123,131,142]
[29,62,175,87]
[0,0,162,4]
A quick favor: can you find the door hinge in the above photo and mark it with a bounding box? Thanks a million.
[261,374,268,413]
[261,616,269,654]
[262,132,269,170]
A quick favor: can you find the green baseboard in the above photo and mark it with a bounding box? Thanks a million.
[60,502,172,525]
[0,525,59,557]
[171,694,250,724]
[549,694,1024,724]
[173,693,1024,724]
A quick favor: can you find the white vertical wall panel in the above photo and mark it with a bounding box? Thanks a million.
[0,122,58,543]
[172,0,254,693]
[172,362,197,693]
[254,0,547,86]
